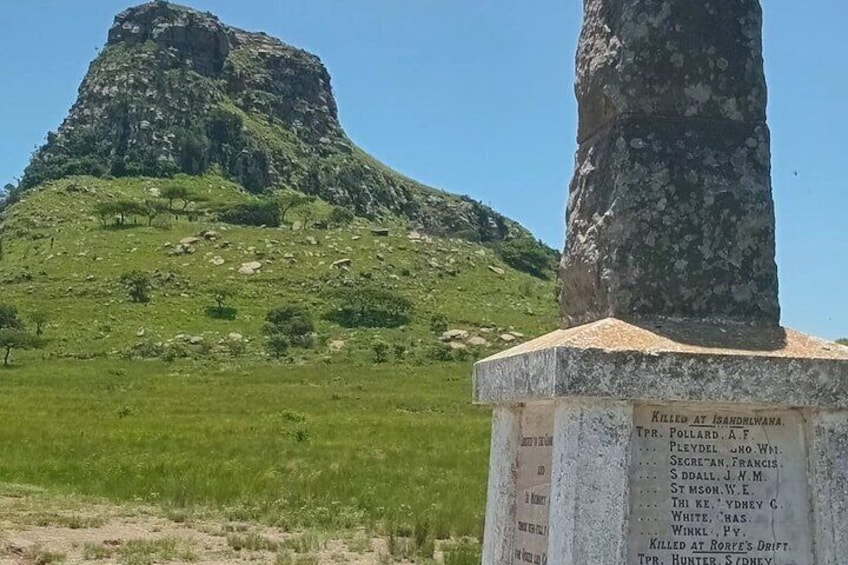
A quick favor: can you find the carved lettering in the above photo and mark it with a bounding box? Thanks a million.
[627,406,812,564]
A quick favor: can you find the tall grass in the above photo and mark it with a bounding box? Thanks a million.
[0,358,491,537]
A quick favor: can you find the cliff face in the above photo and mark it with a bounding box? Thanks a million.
[21,2,523,242]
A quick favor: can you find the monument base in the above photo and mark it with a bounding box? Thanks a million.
[473,318,848,565]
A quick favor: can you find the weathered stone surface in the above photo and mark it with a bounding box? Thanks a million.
[562,119,777,324]
[20,2,531,244]
[109,2,231,76]
[628,405,813,564]
[576,0,766,141]
[808,412,848,562]
[473,318,848,407]
[562,0,778,327]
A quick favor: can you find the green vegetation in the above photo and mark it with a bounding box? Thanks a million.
[0,328,42,366]
[265,305,315,348]
[208,287,236,320]
[0,303,43,365]
[838,338,848,346]
[325,286,414,329]
[218,200,282,227]
[0,173,555,546]
[117,538,197,565]
[0,359,490,537]
[121,271,153,303]
[0,175,555,362]
[496,237,559,279]
[18,7,533,242]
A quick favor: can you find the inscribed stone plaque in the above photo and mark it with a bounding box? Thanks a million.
[627,405,813,565]
[513,405,553,565]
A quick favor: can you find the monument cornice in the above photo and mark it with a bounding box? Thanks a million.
[474,318,848,407]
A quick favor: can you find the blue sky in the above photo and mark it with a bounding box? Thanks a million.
[0,1,845,339]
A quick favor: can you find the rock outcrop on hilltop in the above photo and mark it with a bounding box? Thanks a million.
[21,1,524,242]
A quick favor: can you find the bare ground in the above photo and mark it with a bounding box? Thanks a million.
[0,487,435,565]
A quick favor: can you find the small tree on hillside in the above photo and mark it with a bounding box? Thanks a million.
[324,286,413,328]
[161,186,193,211]
[143,199,170,226]
[207,287,237,320]
[30,311,48,336]
[0,328,42,366]
[94,200,146,226]
[266,333,290,359]
[275,191,316,226]
[120,271,152,303]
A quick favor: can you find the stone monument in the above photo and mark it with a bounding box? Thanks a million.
[474,1,848,564]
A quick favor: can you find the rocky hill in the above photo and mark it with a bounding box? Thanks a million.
[19,1,525,242]
[0,175,557,363]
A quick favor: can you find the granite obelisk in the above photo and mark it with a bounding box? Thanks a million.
[561,0,778,328]
[473,1,848,564]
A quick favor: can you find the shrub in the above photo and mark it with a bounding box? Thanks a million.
[120,271,152,303]
[371,338,389,363]
[0,304,23,330]
[429,314,448,334]
[496,238,559,279]
[328,206,354,227]
[324,286,413,328]
[265,305,315,348]
[219,201,281,227]
[266,334,290,359]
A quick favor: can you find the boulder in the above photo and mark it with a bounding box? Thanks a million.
[442,329,469,342]
[332,258,352,268]
[239,261,262,275]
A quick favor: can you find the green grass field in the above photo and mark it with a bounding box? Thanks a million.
[0,174,554,562]
[0,358,491,540]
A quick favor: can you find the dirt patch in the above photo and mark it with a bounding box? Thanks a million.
[0,491,409,565]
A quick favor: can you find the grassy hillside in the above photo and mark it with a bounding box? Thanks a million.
[0,175,557,365]
[0,175,558,559]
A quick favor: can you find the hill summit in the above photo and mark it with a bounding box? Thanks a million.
[20,1,525,242]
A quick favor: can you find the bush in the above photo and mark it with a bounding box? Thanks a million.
[266,334,290,359]
[218,201,281,227]
[371,338,389,363]
[429,314,448,335]
[328,206,354,227]
[120,271,152,303]
[324,286,413,328]
[496,238,559,279]
[265,305,315,348]
[0,304,23,330]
